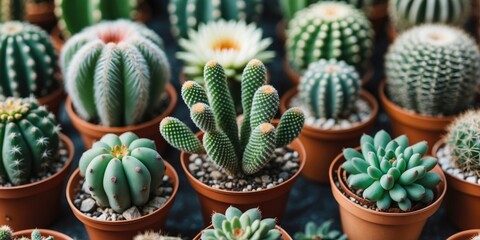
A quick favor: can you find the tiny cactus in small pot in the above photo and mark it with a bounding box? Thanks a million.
[0,226,53,240]
[294,220,347,240]
[0,0,25,22]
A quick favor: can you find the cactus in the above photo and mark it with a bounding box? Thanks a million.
[279,0,375,20]
[0,0,25,22]
[0,21,58,100]
[61,20,170,127]
[385,24,480,116]
[298,59,361,119]
[286,2,374,75]
[78,132,165,213]
[160,59,304,176]
[446,110,480,177]
[294,220,347,240]
[342,130,441,211]
[389,0,471,32]
[134,231,182,240]
[0,226,53,240]
[201,206,281,240]
[0,226,12,240]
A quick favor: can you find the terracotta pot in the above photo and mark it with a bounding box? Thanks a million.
[433,140,480,230]
[367,1,389,39]
[280,89,378,183]
[0,135,74,230]
[65,83,177,154]
[180,132,306,226]
[14,229,73,240]
[447,229,480,240]
[379,81,454,150]
[192,224,292,240]
[387,22,398,43]
[26,1,57,31]
[329,150,447,240]
[276,20,287,45]
[50,26,64,55]
[37,85,65,118]
[66,161,179,240]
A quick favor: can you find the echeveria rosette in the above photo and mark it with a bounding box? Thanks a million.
[342,130,441,211]
[295,220,347,240]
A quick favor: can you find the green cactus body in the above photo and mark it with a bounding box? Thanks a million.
[299,59,361,119]
[294,220,347,240]
[385,24,480,116]
[279,0,375,20]
[286,2,374,75]
[0,0,24,22]
[61,20,170,127]
[0,98,59,186]
[0,226,12,240]
[134,231,182,240]
[342,130,441,211]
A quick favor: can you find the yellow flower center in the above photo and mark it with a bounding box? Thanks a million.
[211,37,240,51]
[0,99,30,122]
[110,145,129,159]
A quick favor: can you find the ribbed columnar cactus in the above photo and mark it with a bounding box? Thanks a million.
[168,0,263,38]
[286,2,374,74]
[385,24,480,116]
[79,132,166,213]
[389,0,471,32]
[0,226,53,240]
[61,20,170,127]
[342,130,441,211]
[0,21,58,100]
[447,110,480,177]
[160,59,304,176]
[0,98,60,186]
[299,59,361,119]
[0,0,24,22]
[295,220,347,240]
[279,0,375,20]
[201,206,281,240]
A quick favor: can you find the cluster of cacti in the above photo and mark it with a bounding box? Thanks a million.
[0,97,60,186]
[342,130,441,211]
[0,226,53,240]
[0,0,24,22]
[446,110,480,177]
[201,206,280,240]
[298,59,361,119]
[385,24,480,116]
[78,132,165,213]
[134,231,182,240]
[389,0,471,32]
[0,21,58,100]
[168,0,263,38]
[294,220,347,240]
[286,2,374,75]
[160,59,304,176]
[279,0,375,20]
[61,20,170,127]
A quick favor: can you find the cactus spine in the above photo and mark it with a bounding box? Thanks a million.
[0,227,53,240]
[295,220,347,240]
[280,0,375,20]
[0,0,25,22]
[0,226,12,240]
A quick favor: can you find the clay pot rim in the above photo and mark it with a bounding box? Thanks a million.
[194,224,292,240]
[65,161,179,226]
[0,134,74,191]
[14,229,73,240]
[37,84,65,106]
[447,229,480,240]
[65,83,177,132]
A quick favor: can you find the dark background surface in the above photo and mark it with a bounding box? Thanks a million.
[50,0,459,239]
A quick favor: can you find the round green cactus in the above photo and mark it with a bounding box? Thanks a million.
[342,130,441,211]
[279,0,375,20]
[61,20,170,127]
[79,132,166,213]
[0,0,25,22]
[286,1,374,74]
[0,227,53,240]
[0,21,58,100]
[385,24,480,116]
[298,59,361,119]
[0,225,12,240]
[0,97,60,186]
[294,220,347,240]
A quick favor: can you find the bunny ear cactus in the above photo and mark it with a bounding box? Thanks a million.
[78,132,166,213]
[0,0,25,22]
[294,220,347,240]
[279,0,375,20]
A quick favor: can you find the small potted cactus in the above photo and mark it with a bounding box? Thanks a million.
[0,225,73,240]
[432,110,480,230]
[329,130,446,240]
[66,132,178,240]
[0,0,24,22]
[280,59,378,183]
[0,97,74,230]
[61,20,176,151]
[294,220,346,240]
[448,230,480,240]
[160,59,305,224]
[381,24,480,149]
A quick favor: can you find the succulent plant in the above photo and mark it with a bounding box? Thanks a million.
[298,59,361,119]
[201,206,281,240]
[160,59,304,176]
[168,0,263,39]
[294,220,347,240]
[0,226,13,240]
[61,20,170,127]
[0,226,53,240]
[0,0,24,22]
[134,231,182,240]
[279,0,375,20]
[286,1,374,75]
[385,24,480,116]
[0,21,58,100]
[389,0,471,32]
[78,132,165,213]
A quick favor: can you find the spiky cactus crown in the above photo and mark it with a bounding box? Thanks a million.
[78,132,165,213]
[61,20,170,127]
[299,59,361,119]
[201,206,281,240]
[286,2,374,74]
[385,24,480,116]
[160,59,305,176]
[0,0,25,22]
[0,225,12,240]
[342,130,441,211]
[0,228,54,240]
[279,0,375,20]
[294,220,347,240]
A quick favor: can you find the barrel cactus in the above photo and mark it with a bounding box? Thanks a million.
[385,24,480,116]
[61,20,170,127]
[0,0,24,22]
[160,59,304,176]
[298,59,361,119]
[279,0,375,20]
[79,132,166,213]
[286,1,374,75]
[0,226,53,240]
[295,220,347,240]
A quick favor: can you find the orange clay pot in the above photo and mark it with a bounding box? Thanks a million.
[0,135,74,230]
[66,161,178,240]
[193,224,293,240]
[26,0,56,31]
[447,229,480,240]
[37,85,65,118]
[280,89,378,183]
[14,229,73,240]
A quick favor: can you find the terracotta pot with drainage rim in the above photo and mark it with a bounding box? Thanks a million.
[14,229,73,240]
[193,224,293,240]
[447,229,480,240]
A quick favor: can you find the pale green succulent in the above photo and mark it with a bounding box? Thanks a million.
[295,220,347,240]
